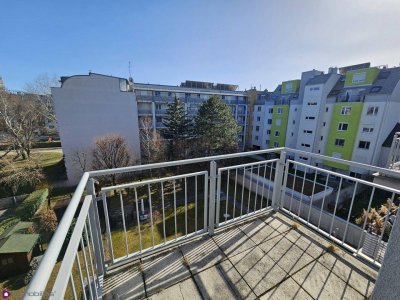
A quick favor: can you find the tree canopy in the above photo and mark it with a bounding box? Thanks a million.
[162,97,193,160]
[194,96,240,154]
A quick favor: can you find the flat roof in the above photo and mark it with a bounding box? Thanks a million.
[0,234,39,254]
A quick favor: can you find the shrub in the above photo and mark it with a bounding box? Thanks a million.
[16,189,48,221]
[24,257,41,285]
[0,217,20,236]
[36,209,58,233]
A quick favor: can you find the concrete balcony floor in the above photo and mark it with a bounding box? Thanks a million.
[102,212,377,299]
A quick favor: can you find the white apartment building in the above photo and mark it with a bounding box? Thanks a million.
[251,63,400,176]
[53,73,141,184]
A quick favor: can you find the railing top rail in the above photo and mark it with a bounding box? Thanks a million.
[101,170,208,192]
[50,195,93,299]
[88,148,284,177]
[289,159,400,194]
[87,147,400,180]
[24,173,90,299]
[217,158,279,172]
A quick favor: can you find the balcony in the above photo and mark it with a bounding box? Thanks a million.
[24,148,400,299]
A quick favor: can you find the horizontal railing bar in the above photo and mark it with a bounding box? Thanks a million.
[88,148,284,177]
[285,148,400,179]
[218,159,279,172]
[108,229,207,271]
[24,172,90,299]
[289,159,400,194]
[217,207,274,227]
[101,171,208,192]
[50,196,93,298]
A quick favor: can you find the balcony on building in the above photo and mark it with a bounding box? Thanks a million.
[25,147,400,299]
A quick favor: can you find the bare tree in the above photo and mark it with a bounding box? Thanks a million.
[0,158,44,199]
[92,134,133,185]
[139,117,165,164]
[24,73,59,123]
[0,91,43,159]
[71,147,90,174]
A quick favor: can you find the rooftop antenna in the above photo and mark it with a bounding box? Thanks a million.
[128,61,132,78]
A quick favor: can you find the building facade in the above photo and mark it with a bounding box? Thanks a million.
[134,80,249,150]
[251,63,400,176]
[53,73,141,184]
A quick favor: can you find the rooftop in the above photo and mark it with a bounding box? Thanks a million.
[0,233,39,254]
[103,211,377,299]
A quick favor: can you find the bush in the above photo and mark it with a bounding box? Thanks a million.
[15,189,48,221]
[0,217,20,236]
[24,257,41,285]
[36,209,58,233]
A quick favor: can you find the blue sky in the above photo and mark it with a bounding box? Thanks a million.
[1,0,400,91]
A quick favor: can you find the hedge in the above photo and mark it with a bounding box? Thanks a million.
[15,189,48,221]
[0,141,61,151]
[0,217,20,237]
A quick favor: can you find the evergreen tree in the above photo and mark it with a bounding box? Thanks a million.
[194,96,240,155]
[162,97,193,160]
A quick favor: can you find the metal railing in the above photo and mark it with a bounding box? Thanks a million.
[24,147,400,299]
[387,132,400,170]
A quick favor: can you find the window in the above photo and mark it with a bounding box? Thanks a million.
[257,106,262,112]
[274,131,280,137]
[185,93,191,98]
[359,141,371,149]
[370,86,382,93]
[255,136,259,141]
[277,107,283,114]
[326,107,329,112]
[292,120,295,125]
[156,116,162,122]
[310,87,320,91]
[267,119,272,125]
[267,130,271,134]
[276,119,282,126]
[303,130,313,134]
[155,104,162,110]
[338,123,348,131]
[295,108,298,112]
[323,122,326,127]
[308,102,317,106]
[334,138,345,147]
[257,116,261,121]
[7,257,13,264]
[256,126,260,132]
[367,106,379,115]
[305,116,315,120]
[266,140,270,145]
[168,92,172,97]
[362,127,374,133]
[299,156,309,161]
[340,106,352,115]
[268,108,273,113]
[291,132,294,136]
[273,142,279,147]
[320,136,323,141]
[155,91,161,96]
[221,95,225,100]
[301,143,311,148]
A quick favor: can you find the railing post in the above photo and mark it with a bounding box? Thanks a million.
[271,151,286,211]
[372,211,400,300]
[86,179,105,277]
[208,160,217,235]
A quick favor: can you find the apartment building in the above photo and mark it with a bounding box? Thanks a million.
[134,80,249,150]
[251,63,400,176]
[53,73,141,184]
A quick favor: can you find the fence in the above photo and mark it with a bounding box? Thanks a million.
[24,147,400,299]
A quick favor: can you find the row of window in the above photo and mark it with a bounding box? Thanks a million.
[334,138,371,149]
[340,106,379,116]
